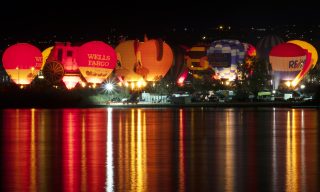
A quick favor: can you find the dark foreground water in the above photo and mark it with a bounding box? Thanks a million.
[0,107,319,192]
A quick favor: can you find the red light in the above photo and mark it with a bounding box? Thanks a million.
[62,75,81,89]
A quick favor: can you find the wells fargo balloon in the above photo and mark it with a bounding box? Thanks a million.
[186,46,209,71]
[137,39,173,81]
[115,40,144,82]
[2,43,42,85]
[76,41,117,84]
[288,40,317,86]
[269,43,308,89]
[207,39,245,81]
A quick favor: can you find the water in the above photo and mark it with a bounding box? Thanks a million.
[0,107,319,192]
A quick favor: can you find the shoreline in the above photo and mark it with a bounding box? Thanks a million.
[104,101,320,108]
[1,101,318,109]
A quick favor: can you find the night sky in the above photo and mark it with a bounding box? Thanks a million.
[0,1,319,43]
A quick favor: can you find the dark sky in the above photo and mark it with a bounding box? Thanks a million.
[0,1,319,38]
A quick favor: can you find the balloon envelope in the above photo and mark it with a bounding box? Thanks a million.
[269,43,307,89]
[137,39,173,81]
[115,40,144,82]
[2,43,43,85]
[76,41,117,84]
[186,46,209,70]
[207,39,245,81]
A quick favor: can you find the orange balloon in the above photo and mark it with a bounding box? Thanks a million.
[115,40,144,82]
[137,39,173,81]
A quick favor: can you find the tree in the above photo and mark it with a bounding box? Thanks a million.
[248,59,271,94]
[235,58,271,100]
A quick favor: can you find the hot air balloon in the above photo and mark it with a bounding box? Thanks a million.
[186,46,209,71]
[136,38,173,81]
[76,41,117,84]
[43,42,81,89]
[2,43,43,85]
[288,40,318,86]
[269,43,308,89]
[164,45,188,83]
[115,40,145,83]
[207,39,245,81]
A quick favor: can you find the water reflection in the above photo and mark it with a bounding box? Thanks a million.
[0,108,319,191]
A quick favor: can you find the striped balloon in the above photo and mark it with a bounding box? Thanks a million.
[207,39,245,81]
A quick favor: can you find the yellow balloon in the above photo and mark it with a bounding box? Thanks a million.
[41,46,54,69]
[288,40,318,68]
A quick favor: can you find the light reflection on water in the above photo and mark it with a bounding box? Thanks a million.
[0,108,319,192]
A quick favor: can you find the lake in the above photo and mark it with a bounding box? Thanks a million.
[0,107,319,191]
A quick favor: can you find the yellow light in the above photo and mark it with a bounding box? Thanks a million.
[285,81,291,87]
[226,81,230,86]
[142,81,147,87]
[152,83,155,87]
[20,85,24,89]
[125,82,129,87]
[118,82,123,87]
[81,82,86,87]
[291,81,297,87]
[137,81,142,88]
[92,83,96,88]
[131,82,135,89]
[31,67,34,71]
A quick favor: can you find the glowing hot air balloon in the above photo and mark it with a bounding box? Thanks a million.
[115,40,145,83]
[137,38,173,81]
[207,39,245,81]
[269,43,308,89]
[2,43,43,85]
[76,41,117,84]
[43,42,81,89]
